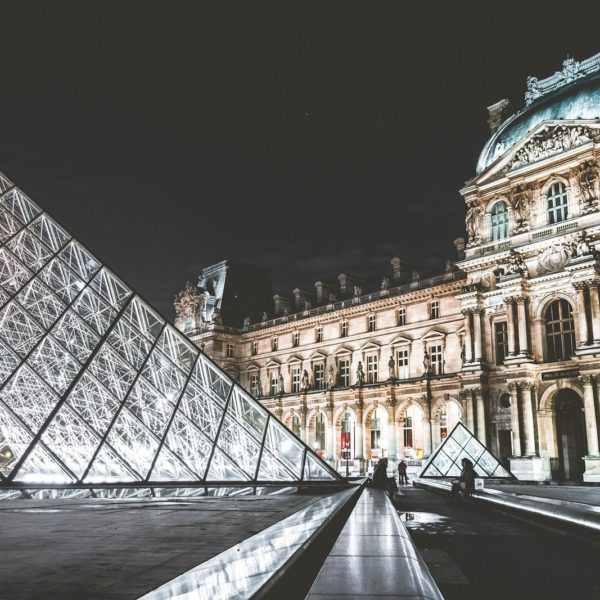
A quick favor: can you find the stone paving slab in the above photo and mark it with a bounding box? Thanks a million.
[0,493,324,600]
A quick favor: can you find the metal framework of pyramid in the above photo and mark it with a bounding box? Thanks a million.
[0,172,341,491]
[419,422,514,478]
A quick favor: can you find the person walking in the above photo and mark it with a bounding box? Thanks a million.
[398,460,409,485]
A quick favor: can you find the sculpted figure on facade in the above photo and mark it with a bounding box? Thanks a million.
[510,184,532,231]
[525,75,542,106]
[262,311,268,323]
[574,231,593,257]
[577,160,598,209]
[503,249,529,277]
[353,285,362,297]
[277,373,284,395]
[562,56,582,82]
[388,355,395,380]
[174,281,202,324]
[356,361,365,386]
[465,201,483,243]
[301,370,310,391]
[381,277,390,290]
[243,315,251,327]
[422,350,431,375]
[536,242,572,275]
[327,365,336,389]
[255,378,263,399]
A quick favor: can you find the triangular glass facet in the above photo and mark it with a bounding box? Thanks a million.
[0,173,341,487]
[419,422,514,479]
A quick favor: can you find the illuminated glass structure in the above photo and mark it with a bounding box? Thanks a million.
[419,422,513,478]
[0,173,340,489]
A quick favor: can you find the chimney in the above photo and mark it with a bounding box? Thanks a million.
[314,281,337,305]
[273,294,291,317]
[487,99,511,133]
[292,288,315,311]
[390,257,412,283]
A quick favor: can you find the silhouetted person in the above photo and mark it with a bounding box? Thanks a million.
[450,458,476,500]
[398,460,409,485]
[372,458,397,495]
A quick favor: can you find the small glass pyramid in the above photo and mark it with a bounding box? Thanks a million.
[419,422,514,478]
[0,173,341,487]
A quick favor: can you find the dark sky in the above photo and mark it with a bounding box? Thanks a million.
[1,2,600,317]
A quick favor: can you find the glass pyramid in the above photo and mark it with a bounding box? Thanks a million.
[419,422,514,478]
[0,173,341,487]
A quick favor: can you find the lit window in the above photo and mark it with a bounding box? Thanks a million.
[398,307,406,326]
[341,411,353,459]
[315,413,326,450]
[430,300,440,320]
[226,343,234,358]
[403,414,413,447]
[340,320,348,338]
[547,182,568,224]
[316,325,323,343]
[494,321,508,365]
[270,371,279,395]
[314,363,324,389]
[339,359,350,386]
[545,299,575,362]
[396,348,409,379]
[291,367,301,393]
[272,337,278,352]
[292,331,300,347]
[368,314,376,332]
[292,414,301,436]
[490,201,509,241]
[429,345,443,374]
[251,340,258,355]
[366,355,378,383]
[370,408,382,450]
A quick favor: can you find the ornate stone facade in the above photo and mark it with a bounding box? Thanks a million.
[175,52,600,482]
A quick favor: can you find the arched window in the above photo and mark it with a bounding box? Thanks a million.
[440,402,461,439]
[370,408,382,450]
[292,414,300,437]
[341,411,354,459]
[545,299,575,362]
[547,182,568,224]
[490,201,509,241]
[315,413,326,450]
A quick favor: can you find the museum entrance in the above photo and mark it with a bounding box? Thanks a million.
[555,389,587,481]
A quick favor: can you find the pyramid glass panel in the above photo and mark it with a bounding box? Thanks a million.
[0,176,340,487]
[420,422,514,479]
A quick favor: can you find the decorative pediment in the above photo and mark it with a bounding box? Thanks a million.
[359,341,381,353]
[390,335,413,346]
[307,350,328,362]
[421,327,446,341]
[245,362,261,372]
[334,345,353,356]
[286,354,303,365]
[266,359,281,368]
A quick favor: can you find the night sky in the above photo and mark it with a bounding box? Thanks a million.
[1,2,600,318]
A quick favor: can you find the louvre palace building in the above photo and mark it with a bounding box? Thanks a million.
[175,52,600,483]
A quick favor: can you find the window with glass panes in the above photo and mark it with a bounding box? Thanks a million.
[226,343,234,358]
[494,321,508,364]
[366,355,378,383]
[291,367,301,393]
[545,299,575,362]
[403,415,413,447]
[270,371,279,395]
[430,299,440,319]
[440,404,448,439]
[251,340,258,355]
[316,325,323,342]
[340,320,348,338]
[547,182,568,224]
[292,414,300,437]
[339,358,350,386]
[429,345,443,374]
[250,373,259,396]
[490,201,509,240]
[368,314,376,332]
[315,413,326,450]
[292,331,300,347]
[396,348,409,379]
[370,409,382,449]
[342,411,353,458]
[314,363,325,389]
[398,306,406,326]
[272,337,278,351]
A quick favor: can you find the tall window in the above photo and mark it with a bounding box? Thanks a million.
[342,411,353,459]
[315,413,326,450]
[340,320,348,338]
[270,371,279,395]
[292,331,300,347]
[368,314,376,332]
[339,358,350,386]
[404,414,413,447]
[547,182,568,224]
[396,348,409,379]
[226,343,234,358]
[314,363,324,389]
[490,201,509,241]
[370,408,382,450]
[291,367,301,393]
[316,325,323,343]
[366,355,378,383]
[251,340,258,355]
[292,414,301,437]
[545,299,575,362]
[430,345,443,375]
[430,299,440,320]
[494,321,508,364]
[398,306,406,326]
[272,337,278,352]
[440,404,448,440]
[250,374,259,396]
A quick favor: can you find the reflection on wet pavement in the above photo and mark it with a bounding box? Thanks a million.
[398,511,459,534]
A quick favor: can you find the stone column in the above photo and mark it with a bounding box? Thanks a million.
[473,309,483,362]
[508,382,522,456]
[579,375,599,456]
[519,381,536,456]
[575,283,589,346]
[300,404,308,444]
[588,284,600,344]
[505,299,516,356]
[422,401,432,457]
[475,388,487,445]
[516,297,530,356]
[464,390,474,431]
[462,310,473,363]
[326,397,335,460]
[354,398,364,460]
